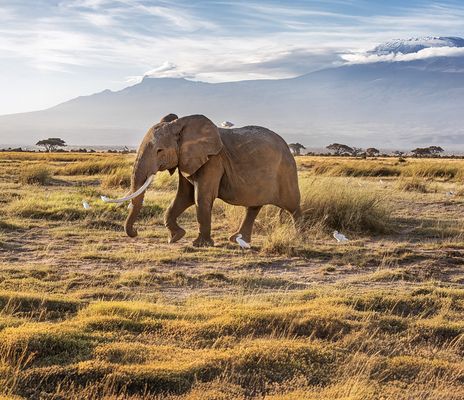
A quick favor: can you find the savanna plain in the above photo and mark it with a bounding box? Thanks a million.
[0,152,463,399]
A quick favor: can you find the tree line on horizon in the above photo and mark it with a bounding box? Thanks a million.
[0,137,449,158]
[288,142,445,157]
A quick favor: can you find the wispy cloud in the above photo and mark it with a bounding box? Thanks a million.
[2,0,464,79]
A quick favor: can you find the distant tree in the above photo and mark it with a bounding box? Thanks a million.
[326,143,353,156]
[411,146,444,157]
[392,150,404,157]
[366,147,380,157]
[428,146,444,155]
[352,147,364,157]
[36,138,66,152]
[411,147,430,157]
[288,143,306,156]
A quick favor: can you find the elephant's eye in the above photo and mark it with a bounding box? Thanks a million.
[157,149,163,154]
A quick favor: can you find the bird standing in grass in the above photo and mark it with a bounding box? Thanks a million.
[82,200,91,210]
[333,231,349,242]
[235,234,251,249]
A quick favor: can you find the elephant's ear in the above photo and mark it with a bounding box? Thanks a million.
[160,113,178,123]
[168,115,223,177]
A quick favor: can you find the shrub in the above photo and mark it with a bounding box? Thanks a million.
[299,178,391,234]
[396,177,428,193]
[20,165,52,185]
[261,224,299,256]
[100,168,131,189]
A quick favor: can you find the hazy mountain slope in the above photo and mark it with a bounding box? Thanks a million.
[1,50,464,148]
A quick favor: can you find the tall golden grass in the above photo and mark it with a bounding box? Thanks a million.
[60,158,130,176]
[297,157,464,180]
[20,164,52,185]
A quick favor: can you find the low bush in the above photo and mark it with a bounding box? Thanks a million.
[300,178,391,234]
[100,168,131,189]
[20,165,52,185]
[396,177,428,192]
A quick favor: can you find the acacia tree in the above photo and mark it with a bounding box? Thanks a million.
[366,147,380,157]
[288,143,306,156]
[428,146,444,155]
[411,146,444,157]
[411,148,430,157]
[326,143,353,156]
[36,138,66,152]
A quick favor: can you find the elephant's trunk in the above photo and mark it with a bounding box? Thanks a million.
[124,151,158,238]
[124,188,145,238]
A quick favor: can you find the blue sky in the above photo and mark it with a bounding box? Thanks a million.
[0,0,464,114]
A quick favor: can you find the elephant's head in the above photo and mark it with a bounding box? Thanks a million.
[103,114,223,237]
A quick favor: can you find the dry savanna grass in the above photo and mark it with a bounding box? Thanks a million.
[0,152,463,399]
[19,164,53,185]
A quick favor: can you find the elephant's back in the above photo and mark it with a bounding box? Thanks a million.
[219,126,293,161]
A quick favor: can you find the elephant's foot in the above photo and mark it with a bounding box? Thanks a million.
[168,227,186,244]
[229,232,251,244]
[192,236,214,247]
[125,226,138,238]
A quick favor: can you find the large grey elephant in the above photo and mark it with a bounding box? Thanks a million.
[104,114,301,247]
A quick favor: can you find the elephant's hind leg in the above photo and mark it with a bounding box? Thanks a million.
[291,206,303,231]
[164,174,194,243]
[229,206,262,244]
[279,206,303,232]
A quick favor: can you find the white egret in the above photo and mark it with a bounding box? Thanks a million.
[82,200,91,210]
[235,234,251,249]
[221,121,234,128]
[333,231,349,242]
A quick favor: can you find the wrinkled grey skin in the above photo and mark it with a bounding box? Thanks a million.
[126,114,301,247]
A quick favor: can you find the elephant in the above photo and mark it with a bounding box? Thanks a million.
[104,114,302,247]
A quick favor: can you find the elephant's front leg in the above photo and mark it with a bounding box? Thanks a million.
[192,181,217,247]
[164,174,194,243]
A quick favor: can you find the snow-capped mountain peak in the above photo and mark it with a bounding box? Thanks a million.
[369,36,464,55]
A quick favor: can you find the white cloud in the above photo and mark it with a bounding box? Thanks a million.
[81,13,115,27]
[342,46,464,64]
[2,0,464,81]
[126,62,194,84]
[144,62,192,78]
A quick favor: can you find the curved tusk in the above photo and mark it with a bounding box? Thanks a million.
[101,175,154,204]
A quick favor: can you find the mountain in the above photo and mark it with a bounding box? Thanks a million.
[369,36,464,55]
[1,37,464,149]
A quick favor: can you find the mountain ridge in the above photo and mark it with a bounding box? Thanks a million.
[1,37,464,148]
